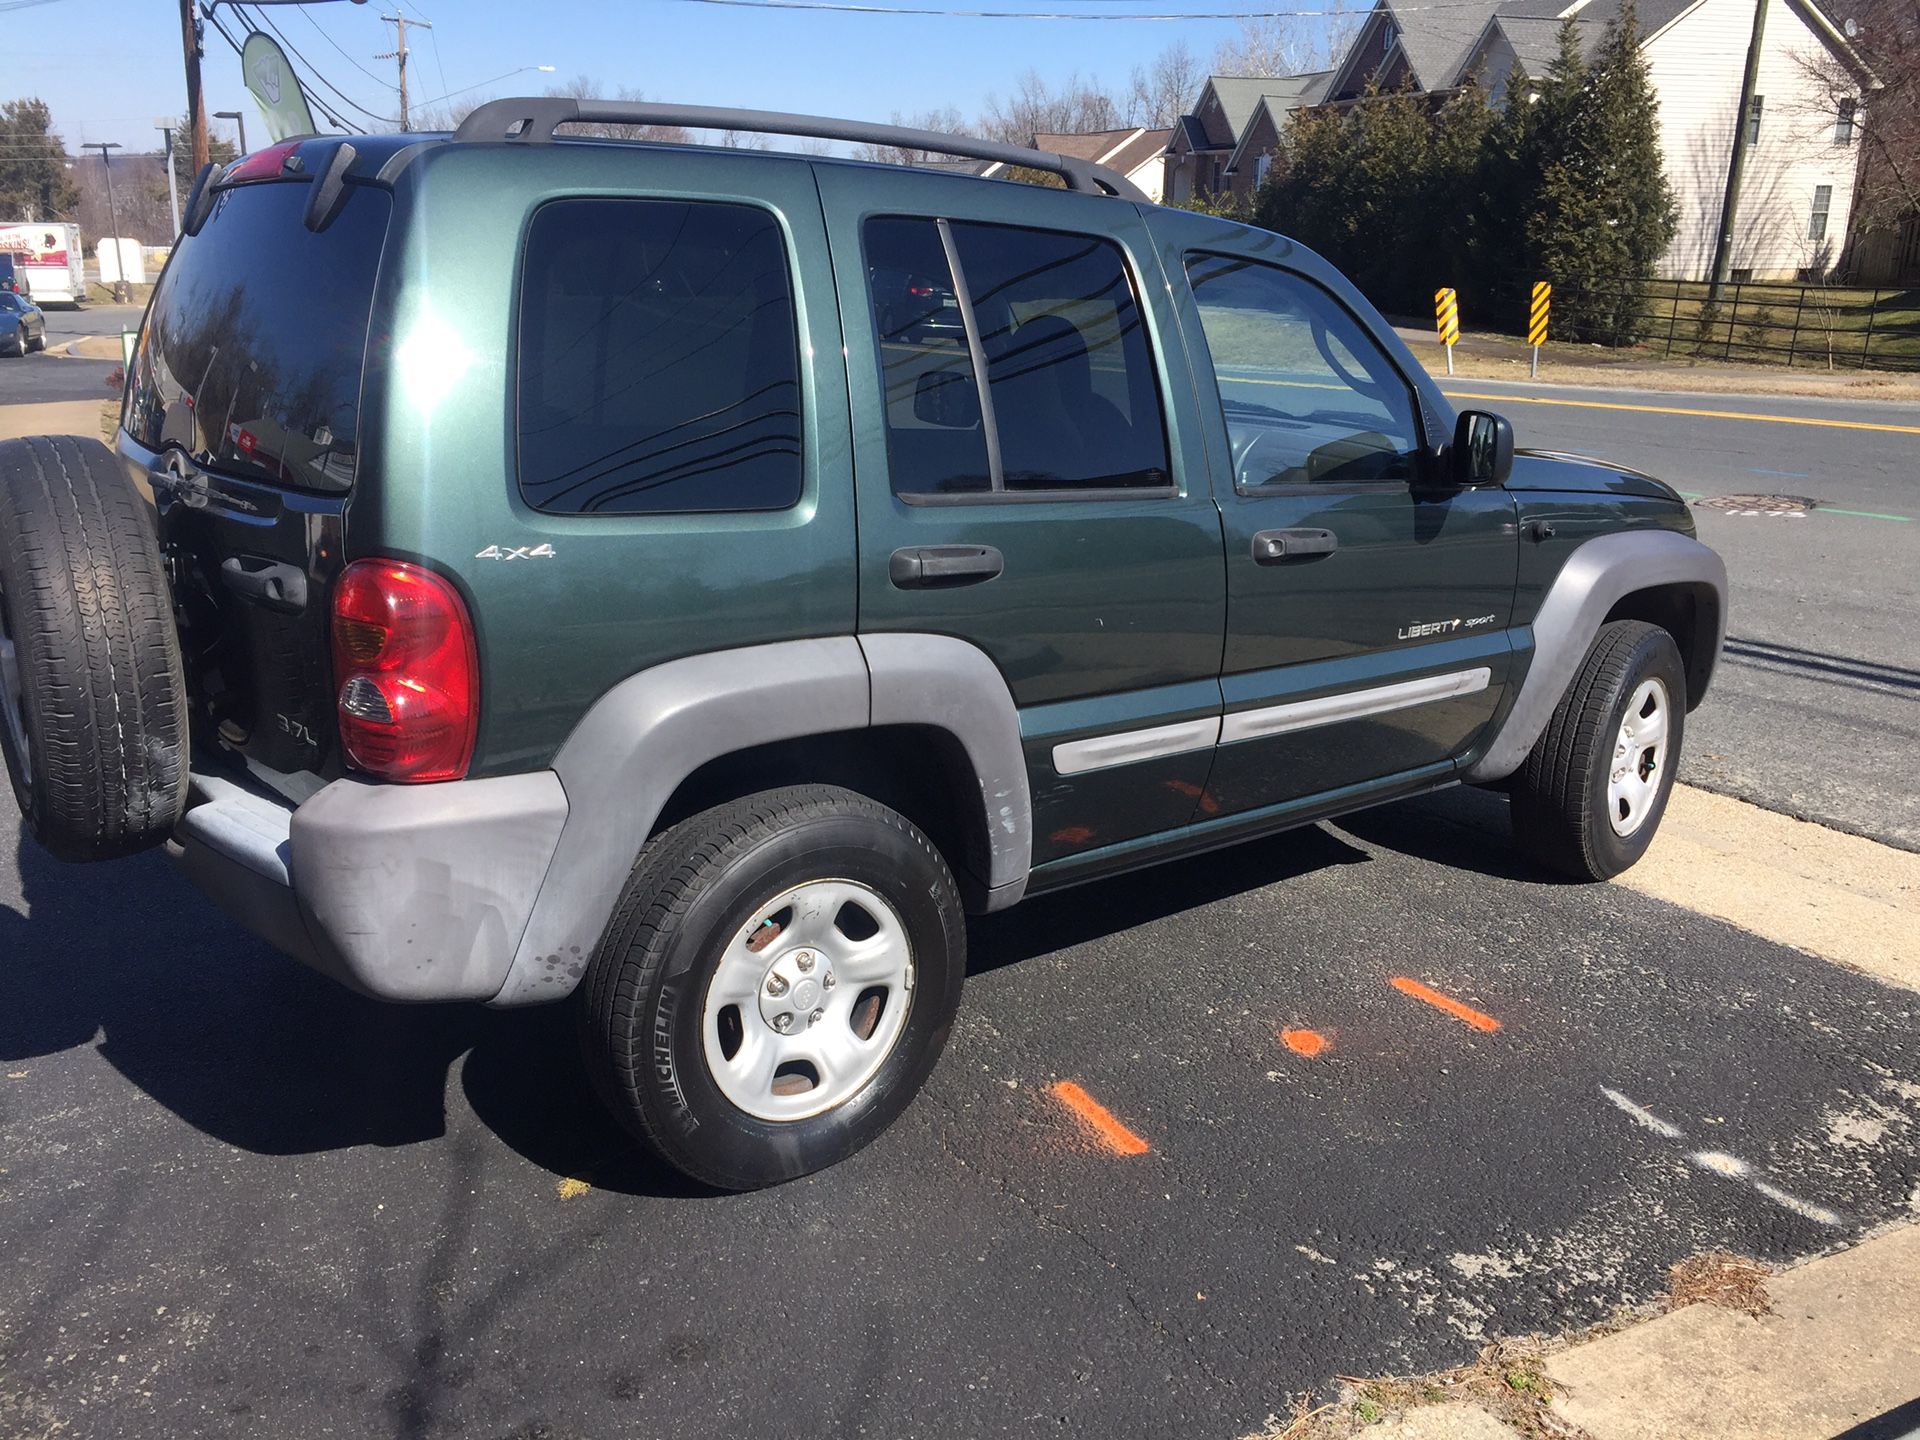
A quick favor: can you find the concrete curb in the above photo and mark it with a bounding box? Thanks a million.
[1548,1222,1920,1440]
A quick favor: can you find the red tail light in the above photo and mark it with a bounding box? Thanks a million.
[222,140,305,184]
[329,560,478,783]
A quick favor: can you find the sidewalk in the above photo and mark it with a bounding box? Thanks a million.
[1389,322,1920,403]
[0,400,113,443]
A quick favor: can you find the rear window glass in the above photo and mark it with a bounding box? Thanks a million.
[861,216,1169,499]
[126,181,389,492]
[515,198,803,515]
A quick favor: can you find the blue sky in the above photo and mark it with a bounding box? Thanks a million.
[14,0,1349,155]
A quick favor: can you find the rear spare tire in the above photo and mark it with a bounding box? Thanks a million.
[0,434,188,860]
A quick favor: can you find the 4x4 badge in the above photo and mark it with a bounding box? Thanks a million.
[475,544,556,561]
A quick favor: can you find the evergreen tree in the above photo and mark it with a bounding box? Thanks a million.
[1585,0,1678,340]
[0,98,79,222]
[1520,6,1676,343]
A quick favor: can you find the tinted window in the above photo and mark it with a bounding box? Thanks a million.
[517,199,802,515]
[952,222,1168,493]
[862,217,1169,498]
[1185,254,1421,488]
[864,216,991,496]
[126,181,390,492]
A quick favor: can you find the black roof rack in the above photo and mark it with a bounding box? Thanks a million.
[451,98,1149,203]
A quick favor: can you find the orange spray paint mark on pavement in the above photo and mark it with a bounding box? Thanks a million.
[1281,1028,1330,1057]
[1049,1081,1150,1156]
[1390,977,1501,1033]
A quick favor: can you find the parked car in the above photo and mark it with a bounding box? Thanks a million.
[0,104,1725,1190]
[0,289,45,355]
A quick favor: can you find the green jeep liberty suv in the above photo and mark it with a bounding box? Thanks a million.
[0,101,1725,1189]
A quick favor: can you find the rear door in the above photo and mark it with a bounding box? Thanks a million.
[815,166,1226,866]
[122,164,392,790]
[1147,210,1519,816]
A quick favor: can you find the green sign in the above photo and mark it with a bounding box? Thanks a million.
[242,31,318,144]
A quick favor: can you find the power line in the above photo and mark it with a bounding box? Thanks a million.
[293,2,400,91]
[237,3,394,126]
[665,0,1500,13]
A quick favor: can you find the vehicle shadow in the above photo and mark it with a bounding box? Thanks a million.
[967,822,1373,976]
[0,793,1504,1201]
[1327,782,1572,884]
[0,815,699,1197]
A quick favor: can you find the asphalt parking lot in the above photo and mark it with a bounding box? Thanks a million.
[4,779,1918,1439]
[0,302,140,405]
[3,381,1918,1439]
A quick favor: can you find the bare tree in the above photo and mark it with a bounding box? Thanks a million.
[540,75,692,143]
[1792,0,1918,233]
[979,70,1125,143]
[1127,41,1205,126]
[1212,4,1364,76]
[852,107,970,165]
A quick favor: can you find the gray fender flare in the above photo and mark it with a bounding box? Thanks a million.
[1464,530,1727,784]
[860,631,1032,907]
[493,634,1029,1006]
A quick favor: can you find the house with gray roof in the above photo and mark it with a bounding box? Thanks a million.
[1320,0,1876,280]
[1163,72,1333,205]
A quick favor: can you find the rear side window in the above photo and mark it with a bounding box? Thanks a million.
[126,181,390,492]
[862,217,1170,499]
[516,199,802,515]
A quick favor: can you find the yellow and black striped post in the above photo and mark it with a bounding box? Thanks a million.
[1435,287,1460,375]
[1436,288,1459,374]
[1529,281,1551,375]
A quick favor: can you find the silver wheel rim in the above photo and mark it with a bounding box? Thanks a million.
[701,879,916,1123]
[1607,677,1669,837]
[0,583,29,789]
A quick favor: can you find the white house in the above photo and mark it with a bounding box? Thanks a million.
[1322,0,1874,280]
[980,126,1174,203]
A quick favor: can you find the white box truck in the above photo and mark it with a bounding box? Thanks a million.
[0,222,87,305]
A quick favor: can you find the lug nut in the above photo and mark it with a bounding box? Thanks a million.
[796,951,816,973]
[766,974,789,997]
[809,1008,826,1026]
[772,1012,795,1033]
[822,970,837,991]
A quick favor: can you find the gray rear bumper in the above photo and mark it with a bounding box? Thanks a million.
[173,765,569,1002]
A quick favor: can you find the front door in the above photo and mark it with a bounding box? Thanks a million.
[816,166,1226,866]
[1151,217,1519,816]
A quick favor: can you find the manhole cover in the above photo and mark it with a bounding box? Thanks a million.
[1694,494,1819,514]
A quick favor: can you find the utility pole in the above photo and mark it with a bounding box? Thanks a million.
[378,11,430,131]
[1707,0,1771,300]
[88,142,128,302]
[179,0,209,173]
[156,124,181,235]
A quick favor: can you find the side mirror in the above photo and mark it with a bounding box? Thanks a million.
[913,369,980,429]
[1452,410,1514,487]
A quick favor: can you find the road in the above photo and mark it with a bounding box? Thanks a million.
[1442,375,1920,851]
[0,302,140,404]
[1,373,1917,1440]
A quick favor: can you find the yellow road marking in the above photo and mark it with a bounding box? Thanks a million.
[1441,389,1920,435]
[556,1176,592,1199]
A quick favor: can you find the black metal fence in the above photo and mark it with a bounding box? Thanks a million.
[1481,277,1920,372]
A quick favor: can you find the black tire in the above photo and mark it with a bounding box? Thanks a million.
[1510,620,1686,881]
[0,435,189,860]
[579,785,967,1191]
[28,329,45,353]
